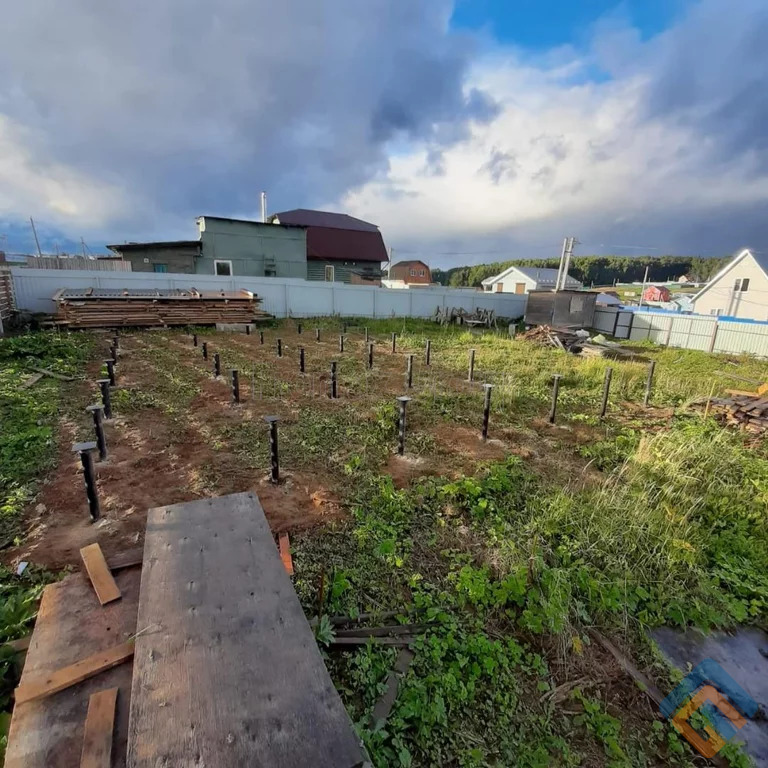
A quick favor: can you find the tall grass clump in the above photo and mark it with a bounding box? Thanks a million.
[532,419,768,630]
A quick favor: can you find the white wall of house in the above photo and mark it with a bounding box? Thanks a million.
[483,267,580,294]
[692,250,768,320]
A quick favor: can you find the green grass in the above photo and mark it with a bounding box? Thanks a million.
[291,412,766,766]
[0,330,94,762]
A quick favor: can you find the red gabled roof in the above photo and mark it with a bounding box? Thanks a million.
[306,226,387,263]
[274,209,379,232]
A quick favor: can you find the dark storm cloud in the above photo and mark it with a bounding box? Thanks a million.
[0,0,493,239]
[641,0,768,170]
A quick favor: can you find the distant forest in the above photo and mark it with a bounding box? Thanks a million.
[431,256,731,288]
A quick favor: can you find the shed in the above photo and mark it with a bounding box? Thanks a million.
[524,290,597,328]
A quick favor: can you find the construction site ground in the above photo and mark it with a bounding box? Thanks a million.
[2,318,767,767]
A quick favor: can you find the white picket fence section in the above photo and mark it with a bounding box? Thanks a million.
[11,269,528,320]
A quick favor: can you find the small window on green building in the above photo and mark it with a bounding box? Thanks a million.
[153,264,167,273]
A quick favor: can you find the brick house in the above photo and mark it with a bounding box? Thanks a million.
[389,260,431,285]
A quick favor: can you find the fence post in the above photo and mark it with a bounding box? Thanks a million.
[406,354,414,389]
[644,361,656,406]
[467,349,476,382]
[708,319,719,354]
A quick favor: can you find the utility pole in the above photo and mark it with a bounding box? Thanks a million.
[30,217,42,257]
[559,237,578,291]
[387,247,393,279]
[554,237,568,292]
[639,265,649,308]
[81,237,87,259]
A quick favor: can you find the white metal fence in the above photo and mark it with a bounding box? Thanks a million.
[11,269,528,320]
[595,307,768,358]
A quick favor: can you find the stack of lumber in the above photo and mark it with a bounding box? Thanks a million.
[520,324,584,350]
[521,325,646,360]
[697,393,768,435]
[53,287,271,329]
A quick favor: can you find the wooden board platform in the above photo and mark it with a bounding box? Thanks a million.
[4,568,140,768]
[127,492,365,768]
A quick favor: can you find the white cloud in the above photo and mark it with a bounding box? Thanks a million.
[342,6,768,258]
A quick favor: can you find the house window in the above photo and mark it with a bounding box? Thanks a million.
[710,308,723,316]
[740,278,750,292]
[410,269,416,276]
[515,283,526,294]
[153,263,167,273]
[324,265,335,282]
[418,269,425,276]
[214,260,233,276]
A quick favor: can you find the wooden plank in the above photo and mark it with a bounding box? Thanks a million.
[15,642,134,705]
[370,649,414,725]
[22,373,44,389]
[80,544,122,605]
[330,637,414,647]
[4,568,140,768]
[4,635,32,653]
[80,688,118,768]
[106,548,143,572]
[279,532,294,575]
[127,492,364,768]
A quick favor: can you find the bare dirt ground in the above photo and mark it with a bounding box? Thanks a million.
[4,326,611,570]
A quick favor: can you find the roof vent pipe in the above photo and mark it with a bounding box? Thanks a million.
[260,191,267,223]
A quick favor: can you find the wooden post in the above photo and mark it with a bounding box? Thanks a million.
[548,375,562,424]
[467,349,476,382]
[644,361,656,406]
[599,367,613,419]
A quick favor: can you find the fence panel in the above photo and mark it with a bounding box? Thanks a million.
[714,321,768,357]
[11,269,528,320]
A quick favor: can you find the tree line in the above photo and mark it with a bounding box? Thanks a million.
[431,255,731,288]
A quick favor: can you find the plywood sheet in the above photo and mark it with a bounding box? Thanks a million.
[127,492,364,768]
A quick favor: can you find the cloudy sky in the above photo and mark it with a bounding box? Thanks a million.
[1,0,767,266]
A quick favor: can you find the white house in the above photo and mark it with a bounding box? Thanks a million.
[482,266,582,294]
[691,249,768,320]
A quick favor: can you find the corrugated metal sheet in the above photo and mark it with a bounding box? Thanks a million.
[714,321,768,356]
[11,268,528,319]
[525,291,596,327]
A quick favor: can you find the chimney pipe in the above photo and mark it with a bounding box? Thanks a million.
[260,191,267,223]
